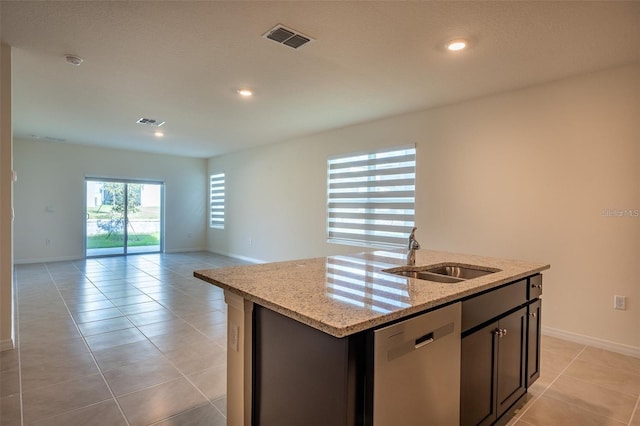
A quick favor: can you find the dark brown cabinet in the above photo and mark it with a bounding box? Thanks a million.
[460,307,527,426]
[253,305,362,426]
[460,275,542,426]
[252,274,543,426]
[495,307,527,418]
[526,298,542,387]
[461,321,497,426]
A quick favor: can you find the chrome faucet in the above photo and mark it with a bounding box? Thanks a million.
[407,227,421,265]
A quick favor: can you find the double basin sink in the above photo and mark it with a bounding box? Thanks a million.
[383,264,500,284]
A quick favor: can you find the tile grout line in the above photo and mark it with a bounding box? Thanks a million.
[126,256,230,422]
[629,394,640,426]
[138,255,236,422]
[123,290,229,422]
[538,346,640,424]
[80,256,184,424]
[75,256,228,424]
[14,253,247,424]
[43,262,132,426]
[511,344,589,422]
[13,265,25,426]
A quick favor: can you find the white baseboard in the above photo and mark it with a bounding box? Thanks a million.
[542,326,640,358]
[13,255,83,264]
[164,247,207,254]
[207,249,266,264]
[0,338,15,351]
[14,248,211,262]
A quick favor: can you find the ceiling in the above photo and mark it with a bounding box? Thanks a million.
[1,1,639,158]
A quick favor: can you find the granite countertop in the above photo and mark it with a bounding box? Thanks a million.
[194,249,550,338]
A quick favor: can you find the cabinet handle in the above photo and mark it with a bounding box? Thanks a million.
[529,312,537,318]
[531,284,542,289]
[493,328,507,337]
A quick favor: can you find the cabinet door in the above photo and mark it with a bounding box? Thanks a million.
[496,307,527,418]
[253,306,355,426]
[527,299,542,387]
[461,321,498,426]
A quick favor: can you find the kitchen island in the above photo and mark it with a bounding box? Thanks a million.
[194,249,549,426]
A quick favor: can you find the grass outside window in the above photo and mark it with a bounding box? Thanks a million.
[87,233,160,249]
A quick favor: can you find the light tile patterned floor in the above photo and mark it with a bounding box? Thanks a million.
[1,252,245,425]
[1,252,639,425]
[508,336,640,426]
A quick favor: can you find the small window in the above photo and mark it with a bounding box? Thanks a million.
[210,172,225,229]
[327,146,416,248]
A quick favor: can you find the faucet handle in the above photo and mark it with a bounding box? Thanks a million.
[408,227,420,249]
[409,227,417,240]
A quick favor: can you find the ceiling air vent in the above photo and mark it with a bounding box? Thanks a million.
[263,24,314,49]
[136,117,165,127]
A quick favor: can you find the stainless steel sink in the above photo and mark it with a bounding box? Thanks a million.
[425,265,495,279]
[389,270,465,283]
[382,264,499,283]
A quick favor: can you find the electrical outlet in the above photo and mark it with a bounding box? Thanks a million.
[248,237,252,246]
[45,238,51,246]
[614,295,626,310]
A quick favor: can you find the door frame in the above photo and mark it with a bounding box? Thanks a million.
[84,177,165,258]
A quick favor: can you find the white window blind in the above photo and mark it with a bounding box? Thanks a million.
[327,146,416,248]
[210,173,225,229]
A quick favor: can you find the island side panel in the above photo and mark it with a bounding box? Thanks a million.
[224,290,254,426]
[253,305,358,426]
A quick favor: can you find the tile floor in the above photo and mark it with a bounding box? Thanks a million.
[1,252,248,425]
[0,251,639,425]
[507,335,640,426]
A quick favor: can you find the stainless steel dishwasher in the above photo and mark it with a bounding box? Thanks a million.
[373,302,461,426]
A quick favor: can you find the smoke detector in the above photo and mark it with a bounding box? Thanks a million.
[263,24,314,49]
[65,55,84,66]
[136,117,165,127]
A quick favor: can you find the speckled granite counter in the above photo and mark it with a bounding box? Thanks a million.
[194,249,549,338]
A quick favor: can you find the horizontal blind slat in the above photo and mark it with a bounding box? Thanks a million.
[329,166,415,181]
[328,191,415,200]
[328,202,415,210]
[328,232,407,247]
[329,178,415,190]
[328,212,414,222]
[328,153,416,171]
[328,223,414,235]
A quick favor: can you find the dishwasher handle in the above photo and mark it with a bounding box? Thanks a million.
[385,321,455,362]
[414,332,434,349]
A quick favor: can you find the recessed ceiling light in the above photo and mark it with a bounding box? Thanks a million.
[446,39,469,51]
[154,131,164,137]
[237,89,254,97]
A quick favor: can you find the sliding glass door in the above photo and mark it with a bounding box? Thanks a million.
[85,179,163,257]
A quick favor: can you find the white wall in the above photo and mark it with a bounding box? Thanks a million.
[208,64,640,352]
[14,139,208,262]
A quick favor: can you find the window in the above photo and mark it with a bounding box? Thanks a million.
[210,172,225,229]
[327,146,416,248]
